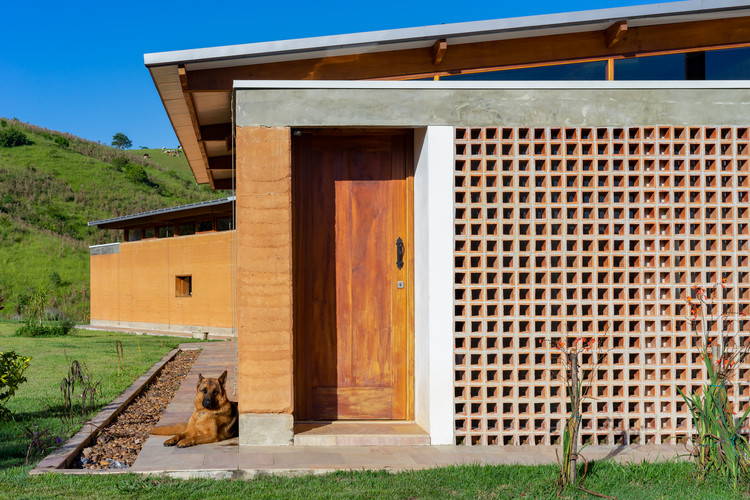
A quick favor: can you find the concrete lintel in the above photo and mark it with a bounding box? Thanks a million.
[239,414,294,446]
[90,243,120,255]
[235,86,750,128]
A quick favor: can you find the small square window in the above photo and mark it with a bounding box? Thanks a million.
[216,217,233,231]
[143,227,156,239]
[176,275,192,297]
[127,228,142,242]
[158,225,174,238]
[197,220,213,232]
[178,222,196,236]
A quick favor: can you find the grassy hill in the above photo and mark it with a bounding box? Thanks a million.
[0,119,229,321]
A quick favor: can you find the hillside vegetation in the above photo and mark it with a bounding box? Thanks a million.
[0,118,228,321]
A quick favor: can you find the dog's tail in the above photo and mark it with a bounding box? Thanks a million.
[151,423,188,435]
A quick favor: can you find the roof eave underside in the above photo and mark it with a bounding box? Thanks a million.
[89,197,236,230]
[144,0,750,187]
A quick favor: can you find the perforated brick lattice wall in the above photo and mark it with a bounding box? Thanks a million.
[453,126,750,446]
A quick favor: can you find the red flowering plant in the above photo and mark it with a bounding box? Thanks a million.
[679,277,750,488]
[541,329,607,489]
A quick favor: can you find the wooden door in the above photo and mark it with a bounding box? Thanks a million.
[293,131,413,420]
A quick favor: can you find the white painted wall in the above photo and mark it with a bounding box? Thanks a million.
[413,126,455,445]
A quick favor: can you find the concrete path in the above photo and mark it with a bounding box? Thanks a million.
[130,341,685,478]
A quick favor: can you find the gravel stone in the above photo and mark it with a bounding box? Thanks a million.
[75,349,200,469]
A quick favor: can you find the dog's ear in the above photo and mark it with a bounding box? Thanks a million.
[197,373,204,387]
[218,370,228,386]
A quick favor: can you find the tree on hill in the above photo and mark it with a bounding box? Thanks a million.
[111,132,132,149]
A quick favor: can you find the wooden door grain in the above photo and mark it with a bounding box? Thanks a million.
[293,131,413,420]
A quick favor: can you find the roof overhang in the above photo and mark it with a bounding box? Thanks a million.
[144,0,750,188]
[89,197,235,230]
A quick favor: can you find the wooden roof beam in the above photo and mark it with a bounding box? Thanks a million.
[432,39,447,65]
[181,16,750,90]
[179,65,216,188]
[605,20,628,48]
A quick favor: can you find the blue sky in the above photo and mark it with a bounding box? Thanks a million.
[1,0,679,149]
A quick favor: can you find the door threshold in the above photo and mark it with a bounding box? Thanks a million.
[293,421,430,446]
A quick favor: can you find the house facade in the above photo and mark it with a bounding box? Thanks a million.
[129,1,750,446]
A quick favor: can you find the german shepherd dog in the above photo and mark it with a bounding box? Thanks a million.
[152,371,238,447]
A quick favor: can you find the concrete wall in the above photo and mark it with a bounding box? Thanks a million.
[89,232,234,334]
[235,83,750,128]
[413,127,456,445]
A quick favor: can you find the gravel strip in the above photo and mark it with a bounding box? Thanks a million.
[75,349,201,469]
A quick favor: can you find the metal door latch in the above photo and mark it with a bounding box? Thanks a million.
[396,237,404,270]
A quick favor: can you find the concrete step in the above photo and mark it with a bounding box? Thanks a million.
[293,421,430,446]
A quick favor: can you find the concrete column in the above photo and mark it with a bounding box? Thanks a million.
[235,126,294,445]
[413,126,455,445]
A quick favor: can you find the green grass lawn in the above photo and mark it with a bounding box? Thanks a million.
[0,460,748,499]
[0,321,199,468]
[1,321,748,499]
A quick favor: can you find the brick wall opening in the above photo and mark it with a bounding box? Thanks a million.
[453,125,750,446]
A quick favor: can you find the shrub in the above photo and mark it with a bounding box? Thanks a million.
[54,135,70,148]
[0,351,32,420]
[0,127,32,148]
[49,271,63,288]
[111,156,129,172]
[27,287,50,326]
[124,163,149,184]
[15,319,74,337]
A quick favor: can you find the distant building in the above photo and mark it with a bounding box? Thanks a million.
[88,198,235,337]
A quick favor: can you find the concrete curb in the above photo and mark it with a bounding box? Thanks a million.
[76,324,235,341]
[30,343,204,475]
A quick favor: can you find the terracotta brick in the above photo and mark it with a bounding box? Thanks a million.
[452,125,750,447]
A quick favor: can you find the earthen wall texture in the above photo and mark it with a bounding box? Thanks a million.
[235,126,294,414]
[453,125,750,446]
[89,231,234,329]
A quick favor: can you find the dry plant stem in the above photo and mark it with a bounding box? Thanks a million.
[554,329,609,490]
[568,351,580,486]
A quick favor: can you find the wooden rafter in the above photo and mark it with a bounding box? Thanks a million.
[179,65,216,188]
[182,16,750,90]
[605,20,628,48]
[432,39,447,65]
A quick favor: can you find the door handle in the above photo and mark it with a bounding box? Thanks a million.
[396,237,404,270]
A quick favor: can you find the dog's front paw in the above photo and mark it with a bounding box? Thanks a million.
[163,436,179,447]
[176,439,194,448]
